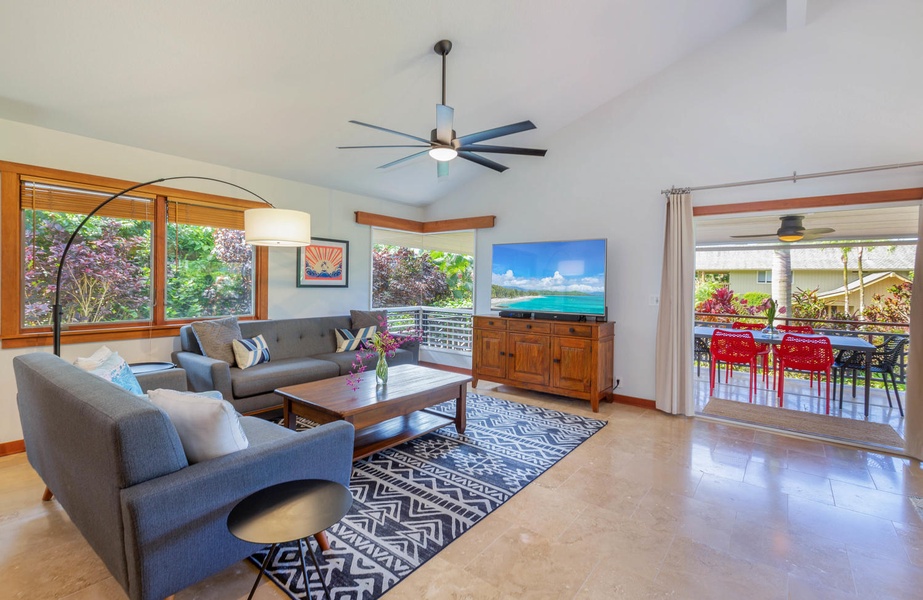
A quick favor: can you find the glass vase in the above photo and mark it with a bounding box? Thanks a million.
[375,352,388,385]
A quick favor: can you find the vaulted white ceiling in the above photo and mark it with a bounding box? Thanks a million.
[0,0,773,206]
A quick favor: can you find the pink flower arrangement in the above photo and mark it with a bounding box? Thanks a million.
[345,319,420,390]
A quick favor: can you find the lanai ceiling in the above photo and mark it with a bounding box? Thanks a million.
[695,204,922,246]
[0,0,773,206]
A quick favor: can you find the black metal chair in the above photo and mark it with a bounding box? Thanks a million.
[695,336,711,377]
[833,336,907,416]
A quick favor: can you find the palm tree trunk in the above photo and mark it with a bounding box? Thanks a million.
[771,249,791,324]
[857,246,865,317]
[841,248,851,317]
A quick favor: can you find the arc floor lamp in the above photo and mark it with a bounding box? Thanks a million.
[51,176,311,356]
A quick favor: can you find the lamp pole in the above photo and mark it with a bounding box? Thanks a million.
[51,176,278,356]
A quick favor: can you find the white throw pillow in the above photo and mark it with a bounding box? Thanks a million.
[147,388,249,463]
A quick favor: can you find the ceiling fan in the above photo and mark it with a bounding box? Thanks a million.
[730,215,836,242]
[338,39,547,178]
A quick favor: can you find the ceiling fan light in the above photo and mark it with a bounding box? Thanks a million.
[429,146,458,162]
[778,233,804,242]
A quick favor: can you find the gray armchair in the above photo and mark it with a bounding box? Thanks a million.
[13,352,354,600]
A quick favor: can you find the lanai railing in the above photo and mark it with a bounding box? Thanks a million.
[384,306,473,353]
[695,313,910,383]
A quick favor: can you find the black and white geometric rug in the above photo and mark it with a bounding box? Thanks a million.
[255,392,606,599]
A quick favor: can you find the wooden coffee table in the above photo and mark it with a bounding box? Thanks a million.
[276,364,471,460]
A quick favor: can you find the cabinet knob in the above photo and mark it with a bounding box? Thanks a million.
[508,353,515,358]
[553,358,561,364]
[569,327,576,333]
[500,351,506,356]
[488,321,494,326]
[526,324,532,329]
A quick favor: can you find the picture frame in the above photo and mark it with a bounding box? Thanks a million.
[297,237,349,287]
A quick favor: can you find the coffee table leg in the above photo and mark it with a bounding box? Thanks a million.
[455,383,467,434]
[247,543,277,600]
[284,398,296,430]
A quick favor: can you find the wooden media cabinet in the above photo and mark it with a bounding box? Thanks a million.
[472,315,615,412]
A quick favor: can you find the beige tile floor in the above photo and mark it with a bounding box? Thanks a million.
[2,382,923,599]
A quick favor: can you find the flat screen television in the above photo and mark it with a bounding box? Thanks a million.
[490,238,607,319]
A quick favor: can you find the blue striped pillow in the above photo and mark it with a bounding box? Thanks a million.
[335,326,376,352]
[231,334,270,369]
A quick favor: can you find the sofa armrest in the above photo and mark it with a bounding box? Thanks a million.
[119,420,354,600]
[137,368,188,393]
[171,351,234,399]
[394,334,420,363]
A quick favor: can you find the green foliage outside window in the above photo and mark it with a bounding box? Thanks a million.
[372,245,473,309]
[23,210,253,327]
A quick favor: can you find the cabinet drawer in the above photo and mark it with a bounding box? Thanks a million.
[474,316,507,330]
[509,320,552,334]
[554,323,593,338]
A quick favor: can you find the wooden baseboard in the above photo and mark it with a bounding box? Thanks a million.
[610,393,656,410]
[0,439,25,456]
[419,361,472,376]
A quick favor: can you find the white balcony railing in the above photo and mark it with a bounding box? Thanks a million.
[384,306,473,353]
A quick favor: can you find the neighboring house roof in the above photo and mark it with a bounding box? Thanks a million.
[816,272,910,299]
[695,245,916,271]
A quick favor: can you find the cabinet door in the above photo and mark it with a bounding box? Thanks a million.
[508,333,550,385]
[552,337,593,393]
[474,329,507,380]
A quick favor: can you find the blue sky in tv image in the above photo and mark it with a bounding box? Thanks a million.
[491,239,606,315]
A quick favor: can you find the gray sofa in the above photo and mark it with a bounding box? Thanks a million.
[13,352,354,600]
[173,315,419,414]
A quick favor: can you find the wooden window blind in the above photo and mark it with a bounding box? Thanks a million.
[167,196,245,230]
[21,177,155,221]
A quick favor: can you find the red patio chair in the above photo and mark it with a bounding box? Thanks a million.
[775,333,834,414]
[732,322,771,385]
[775,325,816,387]
[710,329,762,403]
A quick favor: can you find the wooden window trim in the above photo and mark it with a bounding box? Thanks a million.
[1,161,269,349]
[691,188,923,217]
[355,211,496,233]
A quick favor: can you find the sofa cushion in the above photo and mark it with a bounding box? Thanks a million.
[350,309,387,329]
[239,316,351,360]
[148,389,249,463]
[312,347,417,376]
[232,334,271,369]
[190,316,241,364]
[74,346,143,395]
[230,357,340,398]
[335,326,376,352]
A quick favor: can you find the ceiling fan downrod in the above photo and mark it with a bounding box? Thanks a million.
[434,40,452,106]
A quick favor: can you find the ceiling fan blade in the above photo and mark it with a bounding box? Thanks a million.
[457,144,546,156]
[729,233,780,239]
[348,120,430,144]
[800,228,837,241]
[377,150,429,169]
[456,120,536,145]
[436,104,454,144]
[338,144,430,149]
[437,160,449,178]
[457,151,508,173]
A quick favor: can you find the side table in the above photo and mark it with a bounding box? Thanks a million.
[228,479,352,600]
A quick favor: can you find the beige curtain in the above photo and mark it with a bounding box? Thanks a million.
[654,191,695,415]
[903,208,923,460]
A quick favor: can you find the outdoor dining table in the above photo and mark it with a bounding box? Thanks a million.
[694,326,877,416]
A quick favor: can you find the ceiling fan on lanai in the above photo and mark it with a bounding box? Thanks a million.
[731,215,835,243]
[338,40,547,177]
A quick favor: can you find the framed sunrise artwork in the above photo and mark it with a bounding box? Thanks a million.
[297,238,349,287]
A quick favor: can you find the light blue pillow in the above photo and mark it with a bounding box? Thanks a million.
[74,347,143,395]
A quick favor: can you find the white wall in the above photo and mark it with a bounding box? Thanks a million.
[0,118,423,443]
[423,0,923,402]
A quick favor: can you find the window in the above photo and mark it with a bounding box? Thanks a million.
[757,270,771,284]
[1,163,268,348]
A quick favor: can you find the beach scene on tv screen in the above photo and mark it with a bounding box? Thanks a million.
[491,239,606,315]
